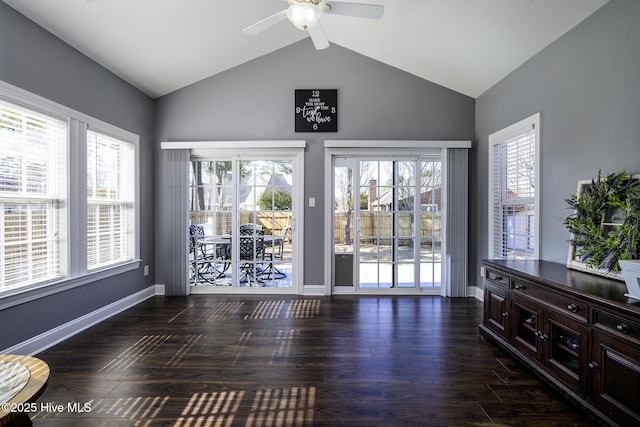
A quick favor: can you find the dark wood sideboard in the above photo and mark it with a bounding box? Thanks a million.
[479,259,640,427]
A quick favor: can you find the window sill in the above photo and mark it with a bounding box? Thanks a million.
[0,260,141,310]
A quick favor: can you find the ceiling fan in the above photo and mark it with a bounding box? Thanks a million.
[243,0,384,50]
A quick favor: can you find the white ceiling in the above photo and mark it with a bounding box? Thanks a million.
[3,0,608,99]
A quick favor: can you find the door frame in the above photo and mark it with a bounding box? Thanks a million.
[162,140,305,295]
[323,140,471,296]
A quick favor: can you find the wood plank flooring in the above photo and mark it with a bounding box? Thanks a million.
[26,295,598,426]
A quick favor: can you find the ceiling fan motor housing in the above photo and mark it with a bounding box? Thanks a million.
[288,0,322,5]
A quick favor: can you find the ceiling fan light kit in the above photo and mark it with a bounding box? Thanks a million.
[287,1,322,31]
[244,0,384,50]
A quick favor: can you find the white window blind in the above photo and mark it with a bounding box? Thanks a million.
[490,114,539,261]
[87,130,135,270]
[0,100,67,290]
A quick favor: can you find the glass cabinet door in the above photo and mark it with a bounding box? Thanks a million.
[512,296,541,359]
[550,323,580,375]
[546,313,588,392]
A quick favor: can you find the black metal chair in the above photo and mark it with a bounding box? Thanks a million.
[238,224,266,285]
[263,225,291,259]
[259,225,288,281]
[189,224,227,284]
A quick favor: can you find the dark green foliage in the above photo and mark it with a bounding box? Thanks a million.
[564,171,640,272]
[258,189,292,211]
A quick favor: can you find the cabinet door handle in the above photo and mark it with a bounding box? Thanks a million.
[588,362,599,372]
[567,303,579,313]
[616,323,630,334]
[533,331,548,341]
[501,312,510,318]
[494,276,503,281]
[514,284,525,290]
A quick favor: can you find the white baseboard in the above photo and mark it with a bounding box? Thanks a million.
[468,285,484,301]
[3,285,159,356]
[303,285,328,296]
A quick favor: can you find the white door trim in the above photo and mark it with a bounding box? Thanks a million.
[179,142,305,294]
[325,143,460,295]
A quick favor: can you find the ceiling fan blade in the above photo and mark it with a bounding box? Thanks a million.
[308,22,330,50]
[243,10,287,35]
[323,2,384,19]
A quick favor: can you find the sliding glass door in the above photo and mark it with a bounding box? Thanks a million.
[189,154,300,293]
[333,156,442,292]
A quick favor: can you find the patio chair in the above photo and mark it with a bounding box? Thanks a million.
[190,225,213,284]
[258,226,288,281]
[189,224,228,284]
[263,225,291,259]
[238,224,266,285]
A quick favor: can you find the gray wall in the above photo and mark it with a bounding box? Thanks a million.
[155,39,475,290]
[472,0,640,287]
[7,0,631,347]
[0,3,155,349]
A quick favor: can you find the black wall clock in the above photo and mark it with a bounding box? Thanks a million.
[295,89,337,132]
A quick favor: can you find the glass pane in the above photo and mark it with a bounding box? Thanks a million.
[493,127,536,261]
[420,261,440,287]
[516,305,538,349]
[354,158,443,291]
[551,324,580,376]
[420,237,441,288]
[2,202,61,288]
[378,263,393,288]
[397,161,415,212]
[87,131,135,270]
[359,238,378,263]
[359,262,378,288]
[419,160,442,288]
[190,160,234,287]
[1,101,66,290]
[190,157,295,289]
[377,212,393,238]
[398,263,415,288]
[238,160,292,288]
[334,159,355,253]
[398,212,413,237]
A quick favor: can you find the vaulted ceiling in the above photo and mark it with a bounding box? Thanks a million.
[2,0,609,99]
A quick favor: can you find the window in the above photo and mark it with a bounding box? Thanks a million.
[489,113,540,260]
[0,81,139,298]
[0,100,67,290]
[87,131,136,270]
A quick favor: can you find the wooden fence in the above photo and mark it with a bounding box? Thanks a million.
[334,212,442,245]
[190,211,441,243]
[190,212,291,235]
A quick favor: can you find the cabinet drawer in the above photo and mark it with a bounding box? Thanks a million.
[593,309,640,342]
[485,268,510,289]
[512,279,588,322]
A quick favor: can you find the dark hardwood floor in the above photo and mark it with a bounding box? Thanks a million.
[26,295,598,426]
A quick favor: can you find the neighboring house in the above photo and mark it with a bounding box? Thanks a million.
[370,185,442,212]
[239,173,292,211]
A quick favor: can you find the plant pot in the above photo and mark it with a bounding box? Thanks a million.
[618,259,640,300]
